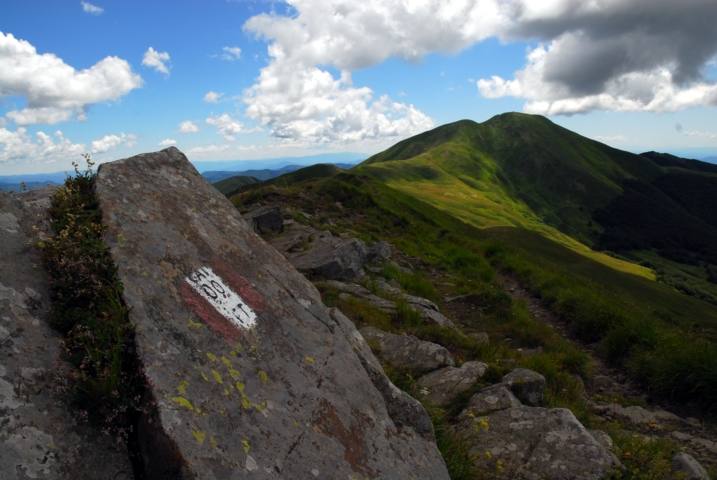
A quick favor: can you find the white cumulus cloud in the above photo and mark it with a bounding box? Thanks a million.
[142,47,171,75]
[242,1,444,143]
[206,113,243,141]
[90,132,136,154]
[204,91,223,103]
[0,127,84,166]
[0,32,142,125]
[81,2,103,15]
[244,0,717,120]
[159,138,177,147]
[179,120,199,133]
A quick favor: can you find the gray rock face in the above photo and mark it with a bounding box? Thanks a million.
[360,326,455,375]
[455,404,619,480]
[325,280,454,327]
[0,189,133,480]
[329,309,435,438]
[591,403,685,430]
[460,385,522,417]
[672,452,710,480]
[368,241,391,262]
[245,205,283,235]
[502,368,546,406]
[267,223,369,281]
[95,148,450,480]
[589,430,615,451]
[417,361,488,407]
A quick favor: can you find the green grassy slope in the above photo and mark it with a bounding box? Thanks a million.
[230,169,717,410]
[358,113,717,298]
[212,175,259,196]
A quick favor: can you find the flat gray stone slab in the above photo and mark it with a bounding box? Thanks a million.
[95,147,449,480]
[0,189,132,480]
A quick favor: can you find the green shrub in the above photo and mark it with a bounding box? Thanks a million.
[42,158,142,434]
[393,299,424,327]
[382,263,439,301]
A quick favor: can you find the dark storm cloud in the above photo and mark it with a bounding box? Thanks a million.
[508,0,717,97]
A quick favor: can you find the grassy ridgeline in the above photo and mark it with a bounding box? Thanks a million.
[233,170,717,413]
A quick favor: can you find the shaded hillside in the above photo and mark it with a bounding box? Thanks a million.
[359,112,717,303]
[212,175,259,196]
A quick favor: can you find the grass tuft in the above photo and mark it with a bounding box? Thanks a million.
[42,157,143,436]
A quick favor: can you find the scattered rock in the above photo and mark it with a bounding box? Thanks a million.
[367,240,391,262]
[455,404,620,480]
[459,384,522,416]
[0,189,132,480]
[416,361,488,407]
[245,205,283,235]
[292,235,370,281]
[95,148,451,479]
[325,280,454,327]
[672,452,710,480]
[591,403,684,431]
[360,326,455,375]
[502,368,546,406]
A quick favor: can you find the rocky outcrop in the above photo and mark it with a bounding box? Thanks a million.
[95,148,450,479]
[325,280,454,327]
[461,384,522,416]
[455,384,619,480]
[245,205,283,235]
[502,368,546,406]
[360,326,455,375]
[0,189,133,480]
[591,402,691,430]
[417,361,488,407]
[267,222,377,281]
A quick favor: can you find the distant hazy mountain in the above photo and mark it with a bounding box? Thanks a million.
[0,171,69,191]
[203,162,357,184]
[212,175,260,196]
[192,152,363,173]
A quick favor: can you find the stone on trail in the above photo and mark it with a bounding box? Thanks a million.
[460,384,522,417]
[416,361,488,407]
[359,326,455,375]
[95,147,450,479]
[0,189,133,480]
[502,368,546,406]
[454,404,620,480]
[245,205,283,235]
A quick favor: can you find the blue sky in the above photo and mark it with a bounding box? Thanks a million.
[1,0,717,174]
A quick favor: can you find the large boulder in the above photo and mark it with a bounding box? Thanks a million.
[502,368,546,406]
[245,205,283,235]
[268,224,370,281]
[417,361,488,407]
[0,189,132,480]
[360,326,455,375]
[455,400,619,480]
[95,148,450,479]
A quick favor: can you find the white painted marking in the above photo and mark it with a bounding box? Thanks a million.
[185,266,257,329]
